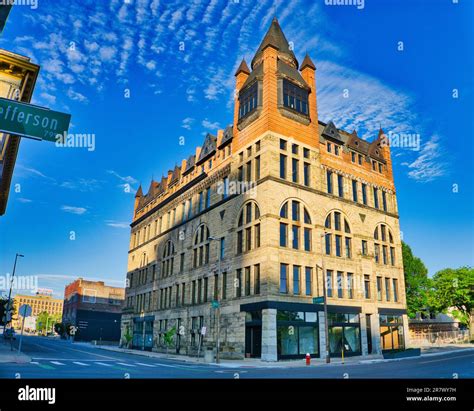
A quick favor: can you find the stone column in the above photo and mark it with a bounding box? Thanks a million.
[261,308,277,362]
[402,314,410,349]
[318,311,327,359]
[360,314,368,356]
[371,313,382,354]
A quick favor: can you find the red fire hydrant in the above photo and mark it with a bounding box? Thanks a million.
[305,353,311,366]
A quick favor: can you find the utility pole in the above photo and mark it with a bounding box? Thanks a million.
[319,232,330,364]
[3,253,24,346]
[209,236,222,364]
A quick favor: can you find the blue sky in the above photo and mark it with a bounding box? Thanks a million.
[0,0,472,299]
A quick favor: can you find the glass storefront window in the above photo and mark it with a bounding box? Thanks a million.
[329,326,343,353]
[299,326,318,355]
[305,312,318,323]
[344,326,360,352]
[277,326,298,355]
[277,310,304,321]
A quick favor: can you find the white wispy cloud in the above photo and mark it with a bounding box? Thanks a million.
[61,205,87,215]
[201,118,220,131]
[105,220,130,229]
[60,179,102,192]
[106,170,138,185]
[17,198,32,203]
[181,117,194,130]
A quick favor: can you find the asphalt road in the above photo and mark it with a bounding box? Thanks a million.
[1,335,473,379]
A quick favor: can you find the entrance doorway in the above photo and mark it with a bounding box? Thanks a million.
[245,326,262,358]
[366,314,372,354]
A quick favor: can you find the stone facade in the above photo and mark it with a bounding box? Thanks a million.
[121,18,409,361]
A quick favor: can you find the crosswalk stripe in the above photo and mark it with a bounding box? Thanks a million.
[30,361,39,365]
[73,361,89,366]
[117,362,136,367]
[50,361,64,365]
[135,362,156,367]
[95,362,113,367]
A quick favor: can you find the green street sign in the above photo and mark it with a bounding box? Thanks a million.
[211,300,219,309]
[0,98,71,142]
[313,296,324,304]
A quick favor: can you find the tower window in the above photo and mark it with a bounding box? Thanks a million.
[283,79,309,115]
[239,82,258,119]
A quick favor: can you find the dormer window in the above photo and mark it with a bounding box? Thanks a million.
[283,79,309,115]
[239,82,258,119]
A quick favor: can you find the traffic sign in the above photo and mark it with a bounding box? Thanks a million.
[313,296,324,304]
[19,304,32,317]
[0,98,71,142]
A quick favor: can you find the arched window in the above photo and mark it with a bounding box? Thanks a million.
[374,224,395,265]
[279,200,312,251]
[193,224,210,268]
[236,201,261,254]
[161,241,175,277]
[324,211,352,258]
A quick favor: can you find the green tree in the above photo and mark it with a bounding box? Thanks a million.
[36,312,62,334]
[402,242,432,318]
[430,267,474,329]
[164,327,176,354]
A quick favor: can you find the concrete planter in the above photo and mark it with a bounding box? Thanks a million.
[382,348,421,359]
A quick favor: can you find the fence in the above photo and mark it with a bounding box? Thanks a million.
[409,329,470,346]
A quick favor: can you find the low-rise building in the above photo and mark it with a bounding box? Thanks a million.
[12,291,63,331]
[62,278,125,342]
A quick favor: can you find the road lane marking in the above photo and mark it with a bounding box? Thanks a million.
[95,362,113,367]
[419,353,474,365]
[50,361,65,366]
[135,362,156,367]
[30,361,39,365]
[117,362,136,367]
[73,362,89,366]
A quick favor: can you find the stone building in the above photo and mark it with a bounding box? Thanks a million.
[12,291,63,331]
[122,18,409,361]
[63,278,125,342]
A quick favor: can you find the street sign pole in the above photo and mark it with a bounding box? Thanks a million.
[17,304,32,354]
[18,313,26,354]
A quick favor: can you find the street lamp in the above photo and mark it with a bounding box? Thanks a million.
[208,236,221,364]
[317,232,331,364]
[3,253,24,341]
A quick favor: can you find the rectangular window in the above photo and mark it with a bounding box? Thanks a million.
[327,170,333,194]
[334,145,340,156]
[238,82,258,119]
[237,230,243,254]
[293,266,301,295]
[375,244,380,263]
[254,265,260,295]
[198,191,204,213]
[223,177,229,200]
[236,269,242,298]
[385,278,391,301]
[245,227,252,251]
[379,163,383,173]
[337,272,343,298]
[188,198,193,219]
[373,187,379,209]
[358,154,363,165]
[292,158,299,183]
[352,180,358,202]
[213,275,219,301]
[255,156,261,180]
[181,283,186,305]
[197,279,202,303]
[292,225,299,249]
[303,148,310,158]
[305,267,312,296]
[362,240,368,256]
[364,275,370,299]
[327,142,332,153]
[382,191,387,211]
[345,237,351,258]
[351,152,356,163]
[304,227,311,251]
[245,267,251,296]
[222,272,227,300]
[303,163,310,186]
[180,253,184,273]
[246,161,252,181]
[192,280,196,304]
[238,166,243,181]
[280,154,287,179]
[335,235,342,257]
[292,144,299,154]
[390,247,395,266]
[393,279,398,302]
[205,187,211,208]
[326,270,333,297]
[382,245,388,265]
[255,224,261,248]
[283,79,309,115]
[362,184,367,205]
[338,174,344,198]
[220,237,225,260]
[372,161,377,171]
[280,264,288,294]
[280,223,287,247]
[325,233,331,255]
[347,273,354,299]
[376,277,382,301]
[280,139,287,150]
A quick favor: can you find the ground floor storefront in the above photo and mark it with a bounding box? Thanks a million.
[121,302,409,361]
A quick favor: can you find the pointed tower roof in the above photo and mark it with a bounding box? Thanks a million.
[251,17,298,69]
[135,185,143,198]
[300,53,316,71]
[235,58,250,76]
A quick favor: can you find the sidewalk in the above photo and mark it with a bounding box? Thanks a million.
[0,339,31,364]
[90,343,474,368]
